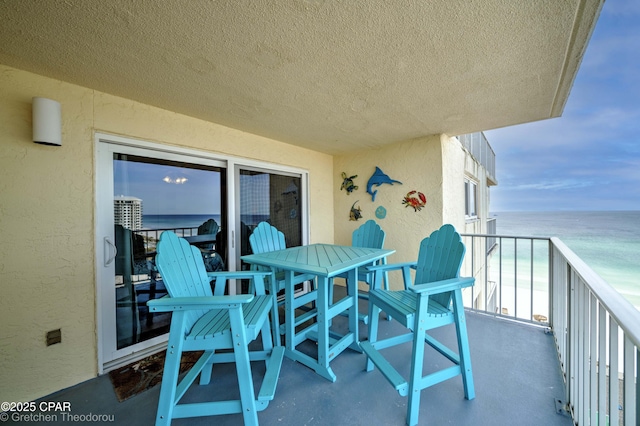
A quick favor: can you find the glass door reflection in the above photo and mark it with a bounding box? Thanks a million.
[113,154,226,350]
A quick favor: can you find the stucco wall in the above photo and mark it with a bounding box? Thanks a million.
[333,134,472,291]
[442,134,467,230]
[0,64,333,402]
[334,135,448,289]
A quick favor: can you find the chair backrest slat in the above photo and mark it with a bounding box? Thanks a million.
[414,224,465,307]
[352,219,385,250]
[351,220,386,273]
[197,219,219,251]
[250,222,286,254]
[156,231,213,330]
[249,222,287,275]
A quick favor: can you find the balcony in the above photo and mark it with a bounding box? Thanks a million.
[461,231,640,425]
[458,132,497,186]
[29,232,639,425]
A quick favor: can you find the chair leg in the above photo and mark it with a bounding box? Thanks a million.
[365,298,382,372]
[229,309,259,426]
[155,313,187,426]
[453,289,475,400]
[407,296,429,426]
[268,276,281,341]
[261,305,275,353]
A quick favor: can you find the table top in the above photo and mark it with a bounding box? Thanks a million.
[242,243,394,277]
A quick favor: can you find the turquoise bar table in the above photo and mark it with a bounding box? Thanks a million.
[242,243,394,382]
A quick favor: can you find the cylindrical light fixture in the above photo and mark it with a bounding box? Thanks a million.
[32,97,62,146]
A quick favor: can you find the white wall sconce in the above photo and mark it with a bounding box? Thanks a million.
[32,97,62,146]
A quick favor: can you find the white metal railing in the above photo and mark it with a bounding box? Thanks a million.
[462,233,551,324]
[462,233,640,425]
[551,237,639,426]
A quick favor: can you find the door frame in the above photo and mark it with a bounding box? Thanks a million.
[95,133,309,373]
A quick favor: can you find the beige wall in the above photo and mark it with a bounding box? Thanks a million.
[334,135,469,290]
[0,64,333,402]
[0,62,488,402]
[442,134,467,230]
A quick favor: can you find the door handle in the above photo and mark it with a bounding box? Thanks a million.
[104,237,117,266]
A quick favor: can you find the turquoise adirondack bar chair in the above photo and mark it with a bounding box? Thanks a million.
[360,224,475,426]
[148,231,285,426]
[333,219,389,324]
[196,218,225,272]
[249,222,315,337]
[197,218,219,250]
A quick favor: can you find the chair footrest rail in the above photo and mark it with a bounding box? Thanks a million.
[360,341,408,396]
[258,346,285,401]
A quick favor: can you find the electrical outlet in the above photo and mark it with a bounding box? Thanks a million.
[46,329,61,346]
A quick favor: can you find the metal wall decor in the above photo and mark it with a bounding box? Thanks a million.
[366,167,402,201]
[402,190,426,212]
[349,200,363,221]
[340,172,358,194]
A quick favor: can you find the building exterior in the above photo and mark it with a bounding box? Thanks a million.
[0,1,603,404]
[113,196,143,230]
[458,132,498,311]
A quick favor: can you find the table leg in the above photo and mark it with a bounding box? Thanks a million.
[346,267,362,352]
[284,270,296,352]
[315,275,337,381]
[282,271,336,382]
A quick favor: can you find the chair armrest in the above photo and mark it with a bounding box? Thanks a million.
[367,261,417,273]
[367,262,417,290]
[147,294,254,312]
[409,277,475,296]
[206,271,272,296]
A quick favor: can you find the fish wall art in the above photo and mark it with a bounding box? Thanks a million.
[349,200,363,221]
[366,167,402,201]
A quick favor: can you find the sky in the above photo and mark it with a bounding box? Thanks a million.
[114,159,222,215]
[484,0,640,212]
[113,159,272,215]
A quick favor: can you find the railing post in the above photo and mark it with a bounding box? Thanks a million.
[484,236,488,312]
[565,262,573,417]
[530,238,534,321]
[499,236,503,316]
[548,239,553,326]
[514,238,518,318]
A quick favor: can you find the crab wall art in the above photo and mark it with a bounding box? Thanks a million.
[402,190,426,212]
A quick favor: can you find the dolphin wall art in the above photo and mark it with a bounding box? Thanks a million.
[366,166,402,201]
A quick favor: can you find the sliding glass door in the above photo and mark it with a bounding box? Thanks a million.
[237,167,304,264]
[97,139,226,370]
[234,166,307,297]
[96,135,308,371]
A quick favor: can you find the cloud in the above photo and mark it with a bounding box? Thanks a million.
[507,180,594,191]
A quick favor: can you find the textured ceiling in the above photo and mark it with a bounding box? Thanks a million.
[0,0,602,154]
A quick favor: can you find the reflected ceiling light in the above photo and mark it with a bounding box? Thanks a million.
[163,175,188,184]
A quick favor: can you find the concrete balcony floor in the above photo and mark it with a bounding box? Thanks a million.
[32,299,571,426]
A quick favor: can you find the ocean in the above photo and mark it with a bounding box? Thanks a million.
[494,210,640,310]
[141,214,270,230]
[140,211,640,309]
[142,214,221,230]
